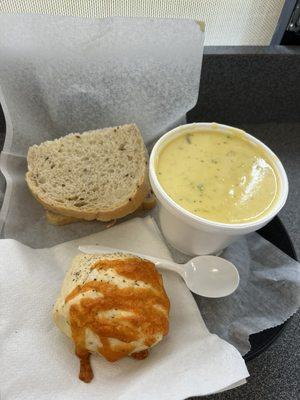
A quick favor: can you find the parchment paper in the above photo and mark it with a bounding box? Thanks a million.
[0,14,204,244]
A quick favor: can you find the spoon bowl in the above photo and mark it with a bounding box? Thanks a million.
[78,245,239,298]
[184,256,239,298]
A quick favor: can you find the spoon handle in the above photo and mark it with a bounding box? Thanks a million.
[78,245,184,277]
[151,259,185,277]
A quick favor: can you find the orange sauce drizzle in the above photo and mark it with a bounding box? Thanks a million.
[65,258,170,382]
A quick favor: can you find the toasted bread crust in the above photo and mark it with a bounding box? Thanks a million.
[45,210,81,225]
[27,172,150,222]
[45,187,156,226]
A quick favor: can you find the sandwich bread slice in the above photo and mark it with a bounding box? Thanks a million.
[45,190,156,225]
[26,124,150,222]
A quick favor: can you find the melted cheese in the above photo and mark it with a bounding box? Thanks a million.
[53,255,170,383]
[156,129,279,224]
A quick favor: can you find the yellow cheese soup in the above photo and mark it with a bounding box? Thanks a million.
[156,129,279,224]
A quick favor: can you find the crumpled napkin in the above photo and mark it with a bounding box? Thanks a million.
[161,226,300,355]
[0,217,248,399]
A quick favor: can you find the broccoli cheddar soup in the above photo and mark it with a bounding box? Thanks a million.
[156,129,279,224]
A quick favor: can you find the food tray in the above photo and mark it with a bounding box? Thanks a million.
[244,216,297,361]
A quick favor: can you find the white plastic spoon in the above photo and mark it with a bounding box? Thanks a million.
[78,245,239,298]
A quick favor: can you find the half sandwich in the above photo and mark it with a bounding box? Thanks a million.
[26,124,151,222]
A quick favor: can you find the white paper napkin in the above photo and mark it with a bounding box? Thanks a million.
[0,217,248,399]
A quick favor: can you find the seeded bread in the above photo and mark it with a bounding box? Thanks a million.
[45,190,156,225]
[26,124,150,222]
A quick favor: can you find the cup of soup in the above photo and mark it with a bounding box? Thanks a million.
[149,123,288,255]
